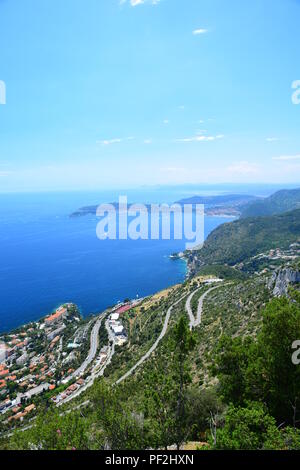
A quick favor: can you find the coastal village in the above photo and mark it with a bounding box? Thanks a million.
[0,300,133,427]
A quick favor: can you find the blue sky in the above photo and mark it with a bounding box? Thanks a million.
[0,0,300,191]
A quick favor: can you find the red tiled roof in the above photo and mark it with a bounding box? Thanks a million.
[116,305,132,314]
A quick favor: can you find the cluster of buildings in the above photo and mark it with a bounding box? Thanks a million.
[0,304,82,421]
[266,243,300,261]
[108,310,128,346]
[0,299,140,425]
[7,403,36,424]
[51,378,85,404]
[235,242,300,274]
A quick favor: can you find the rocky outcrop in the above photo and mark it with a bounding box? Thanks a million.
[267,267,300,297]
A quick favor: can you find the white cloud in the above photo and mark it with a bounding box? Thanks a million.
[227,161,260,176]
[97,138,122,145]
[273,155,300,161]
[163,119,169,124]
[96,136,135,145]
[193,28,208,35]
[121,0,160,6]
[131,0,144,5]
[266,137,279,142]
[176,134,224,143]
[144,139,152,144]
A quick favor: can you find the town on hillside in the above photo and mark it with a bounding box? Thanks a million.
[0,299,136,425]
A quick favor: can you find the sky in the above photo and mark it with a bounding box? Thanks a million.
[0,0,300,192]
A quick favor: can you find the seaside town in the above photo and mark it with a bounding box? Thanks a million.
[0,299,135,428]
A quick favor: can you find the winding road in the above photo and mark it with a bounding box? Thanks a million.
[186,285,223,328]
[116,294,186,385]
[185,287,202,329]
[3,283,226,435]
[62,316,103,384]
[116,284,225,384]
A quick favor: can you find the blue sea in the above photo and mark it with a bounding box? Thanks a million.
[0,186,278,332]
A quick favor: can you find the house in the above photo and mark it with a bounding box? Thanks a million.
[24,383,50,399]
[24,404,36,413]
[45,306,67,325]
[16,352,29,366]
[47,324,66,341]
[0,342,11,363]
[14,411,27,421]
[0,380,7,389]
[7,375,17,381]
[49,336,60,349]
[0,367,9,379]
[110,313,119,321]
[116,305,132,314]
[112,325,124,336]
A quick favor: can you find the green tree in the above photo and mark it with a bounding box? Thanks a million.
[172,316,196,449]
[9,409,91,450]
[264,425,300,450]
[185,388,223,441]
[90,380,146,450]
[212,402,278,450]
[214,295,300,426]
[143,355,178,450]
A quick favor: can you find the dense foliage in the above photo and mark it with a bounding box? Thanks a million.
[1,274,300,450]
[188,208,300,269]
[241,188,300,218]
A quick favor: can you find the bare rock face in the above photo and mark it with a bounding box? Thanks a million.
[267,268,300,297]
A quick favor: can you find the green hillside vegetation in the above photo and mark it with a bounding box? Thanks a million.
[195,265,247,281]
[187,208,300,273]
[103,283,189,384]
[241,188,300,218]
[2,278,300,450]
[191,276,270,386]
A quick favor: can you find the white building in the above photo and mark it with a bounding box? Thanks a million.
[110,313,119,321]
[204,278,223,284]
[16,352,28,366]
[0,342,9,364]
[112,325,124,336]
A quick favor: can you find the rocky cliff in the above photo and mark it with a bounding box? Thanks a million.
[267,267,300,297]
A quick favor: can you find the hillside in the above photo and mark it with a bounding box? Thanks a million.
[176,193,257,208]
[70,194,257,218]
[187,208,300,274]
[241,188,300,218]
[1,265,299,450]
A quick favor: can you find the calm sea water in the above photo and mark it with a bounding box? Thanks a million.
[0,189,235,332]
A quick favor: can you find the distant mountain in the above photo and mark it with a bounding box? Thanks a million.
[70,194,258,218]
[187,208,300,271]
[176,194,257,207]
[241,188,300,218]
